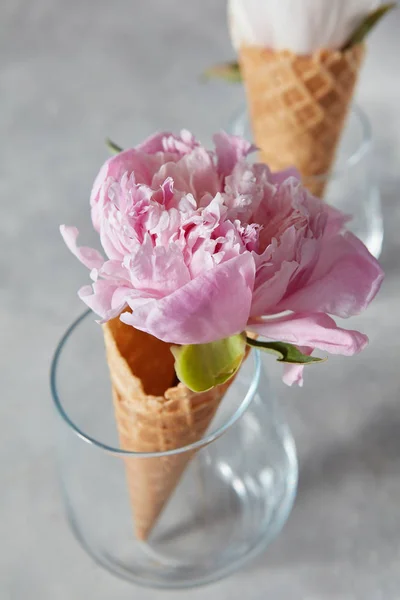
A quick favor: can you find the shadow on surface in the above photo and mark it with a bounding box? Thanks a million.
[375,173,400,278]
[249,402,400,569]
[298,404,400,496]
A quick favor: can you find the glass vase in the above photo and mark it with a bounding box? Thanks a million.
[229,104,383,259]
[50,310,298,588]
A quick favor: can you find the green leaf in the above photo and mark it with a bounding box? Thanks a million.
[105,138,124,154]
[245,337,326,366]
[202,61,242,83]
[171,333,247,392]
[342,3,396,50]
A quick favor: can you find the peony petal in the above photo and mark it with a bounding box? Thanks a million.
[136,132,175,154]
[228,0,380,53]
[78,281,121,319]
[282,363,305,387]
[324,204,351,237]
[179,147,221,199]
[251,260,299,315]
[213,131,256,178]
[248,312,368,356]
[269,166,301,186]
[121,253,255,344]
[90,149,162,231]
[98,260,130,283]
[282,346,313,387]
[60,225,104,270]
[90,161,111,232]
[137,130,199,156]
[279,232,384,318]
[124,236,191,297]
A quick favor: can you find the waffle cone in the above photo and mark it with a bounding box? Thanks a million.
[102,317,233,540]
[239,44,365,197]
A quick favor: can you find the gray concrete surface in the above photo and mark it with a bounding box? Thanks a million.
[1,1,400,598]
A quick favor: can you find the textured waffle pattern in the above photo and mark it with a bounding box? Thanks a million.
[239,44,365,198]
[103,318,231,540]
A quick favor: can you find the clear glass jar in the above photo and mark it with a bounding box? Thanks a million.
[50,310,298,588]
[229,104,383,259]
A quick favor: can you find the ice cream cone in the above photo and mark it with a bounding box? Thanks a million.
[239,43,365,197]
[102,317,234,541]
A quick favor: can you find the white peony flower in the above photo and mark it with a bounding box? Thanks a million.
[228,0,382,54]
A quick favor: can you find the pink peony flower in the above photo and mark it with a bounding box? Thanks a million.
[61,130,383,385]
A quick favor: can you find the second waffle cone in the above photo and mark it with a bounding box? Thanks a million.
[239,43,365,198]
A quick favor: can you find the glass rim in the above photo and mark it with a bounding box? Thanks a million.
[50,310,262,458]
[230,103,372,180]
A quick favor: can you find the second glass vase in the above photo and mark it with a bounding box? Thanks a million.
[229,104,383,259]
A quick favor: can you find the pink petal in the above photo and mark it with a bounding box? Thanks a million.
[136,132,175,154]
[160,177,175,204]
[90,149,161,231]
[90,161,111,231]
[324,204,351,237]
[90,152,138,231]
[137,130,199,155]
[179,147,221,199]
[121,253,255,344]
[269,167,301,186]
[124,237,191,297]
[251,260,299,315]
[280,232,384,318]
[60,226,104,270]
[213,131,256,177]
[248,312,368,356]
[78,281,121,319]
[98,260,130,283]
[224,162,264,222]
[282,346,313,387]
[283,364,304,387]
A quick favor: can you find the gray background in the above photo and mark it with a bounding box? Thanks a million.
[1,1,400,598]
